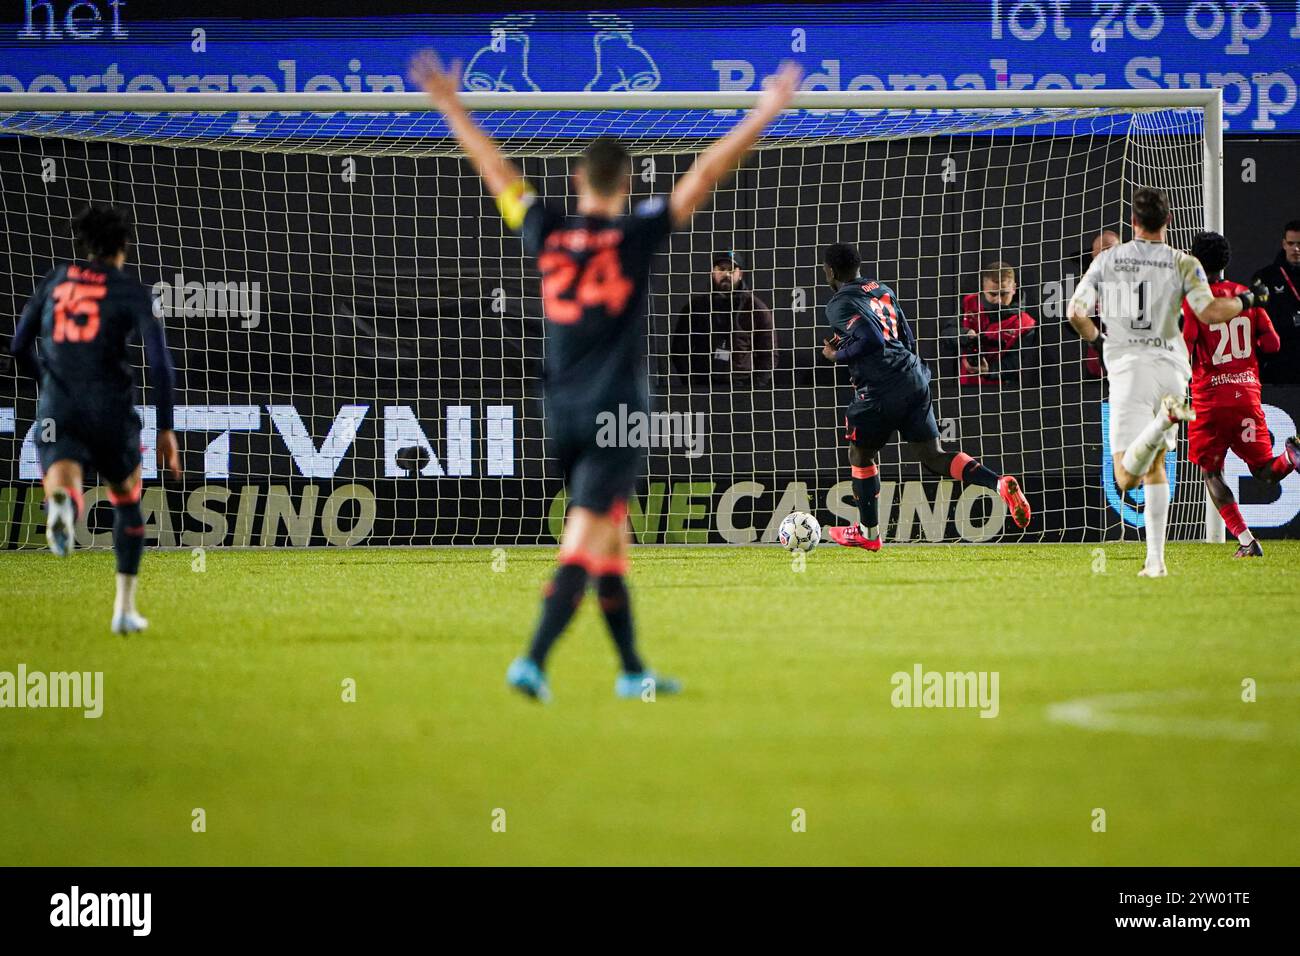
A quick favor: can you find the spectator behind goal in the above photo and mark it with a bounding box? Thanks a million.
[670,251,776,391]
[1251,218,1300,385]
[942,260,1037,386]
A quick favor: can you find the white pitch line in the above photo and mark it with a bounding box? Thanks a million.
[1045,685,1300,742]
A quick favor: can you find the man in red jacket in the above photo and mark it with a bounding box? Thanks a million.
[1181,231,1300,558]
[954,261,1037,386]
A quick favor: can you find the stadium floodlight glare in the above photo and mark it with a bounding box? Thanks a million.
[0,88,1225,546]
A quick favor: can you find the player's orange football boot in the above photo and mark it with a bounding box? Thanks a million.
[997,476,1031,529]
[827,524,882,551]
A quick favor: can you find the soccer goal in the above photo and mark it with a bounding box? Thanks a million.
[0,87,1224,548]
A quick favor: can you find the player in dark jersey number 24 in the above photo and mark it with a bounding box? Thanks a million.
[412,50,802,702]
[9,205,181,634]
[818,243,1031,550]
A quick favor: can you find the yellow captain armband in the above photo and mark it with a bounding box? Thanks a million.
[497,180,536,231]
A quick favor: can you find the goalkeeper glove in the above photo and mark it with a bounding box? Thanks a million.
[1238,278,1270,311]
[1090,334,1105,366]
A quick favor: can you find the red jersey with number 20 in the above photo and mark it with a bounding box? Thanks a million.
[1181,279,1280,410]
[520,195,673,412]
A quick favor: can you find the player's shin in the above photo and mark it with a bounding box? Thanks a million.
[526,557,589,668]
[1122,405,1182,478]
[1286,437,1300,473]
[1142,481,1171,571]
[946,451,999,490]
[1121,441,1163,480]
[851,464,881,539]
[594,562,644,674]
[110,490,146,620]
[1266,453,1295,481]
[115,573,139,617]
[49,484,84,519]
[44,484,83,557]
[1217,501,1254,545]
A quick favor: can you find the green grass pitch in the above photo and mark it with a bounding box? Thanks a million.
[1,541,1297,866]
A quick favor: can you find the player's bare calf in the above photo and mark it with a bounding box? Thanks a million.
[44,489,77,558]
[42,459,83,558]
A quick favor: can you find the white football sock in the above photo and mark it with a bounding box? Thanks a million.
[1143,482,1170,568]
[866,524,880,539]
[1122,410,1176,478]
[114,573,138,618]
[1238,529,1256,546]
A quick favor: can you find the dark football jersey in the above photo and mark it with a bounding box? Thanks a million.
[520,195,673,414]
[11,260,175,429]
[826,277,928,397]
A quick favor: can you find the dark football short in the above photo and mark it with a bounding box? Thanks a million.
[843,384,939,451]
[35,398,142,484]
[548,410,643,515]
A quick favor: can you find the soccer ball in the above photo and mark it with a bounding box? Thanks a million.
[778,511,821,552]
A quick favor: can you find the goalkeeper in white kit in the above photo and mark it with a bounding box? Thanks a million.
[1067,187,1268,576]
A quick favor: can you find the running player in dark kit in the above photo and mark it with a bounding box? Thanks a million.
[10,205,181,634]
[819,243,1030,551]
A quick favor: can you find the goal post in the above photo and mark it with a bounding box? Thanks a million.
[0,87,1225,548]
[1200,89,1227,545]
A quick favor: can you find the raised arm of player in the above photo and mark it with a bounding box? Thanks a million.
[410,51,528,224]
[668,62,802,229]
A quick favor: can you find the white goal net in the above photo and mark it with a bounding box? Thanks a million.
[0,90,1221,548]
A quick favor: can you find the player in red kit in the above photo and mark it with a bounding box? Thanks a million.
[1181,232,1300,557]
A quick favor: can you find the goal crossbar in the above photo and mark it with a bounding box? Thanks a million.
[0,88,1227,239]
[0,87,1227,240]
[0,88,1225,113]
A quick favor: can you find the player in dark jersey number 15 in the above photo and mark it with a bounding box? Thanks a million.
[9,205,181,634]
[817,242,1031,550]
[412,50,802,702]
